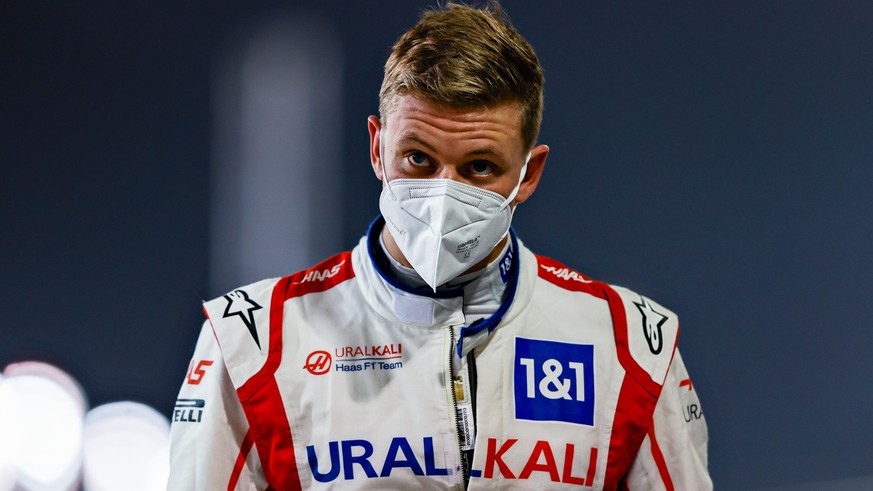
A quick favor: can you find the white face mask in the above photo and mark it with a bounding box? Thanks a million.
[379,151,530,291]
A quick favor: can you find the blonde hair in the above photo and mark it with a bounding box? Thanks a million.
[379,2,544,149]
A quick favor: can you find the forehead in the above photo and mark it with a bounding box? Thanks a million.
[384,95,525,153]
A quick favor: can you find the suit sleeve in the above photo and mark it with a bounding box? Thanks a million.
[167,320,268,490]
[624,349,713,490]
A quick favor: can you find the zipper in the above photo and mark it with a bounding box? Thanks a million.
[467,352,477,440]
[449,326,470,489]
[464,351,478,489]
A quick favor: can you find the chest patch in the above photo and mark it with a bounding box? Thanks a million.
[513,338,595,426]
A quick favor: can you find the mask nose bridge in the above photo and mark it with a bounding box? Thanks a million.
[408,181,483,207]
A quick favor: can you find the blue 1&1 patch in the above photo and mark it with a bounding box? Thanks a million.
[513,337,595,426]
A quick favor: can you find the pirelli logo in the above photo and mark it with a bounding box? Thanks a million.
[173,398,205,423]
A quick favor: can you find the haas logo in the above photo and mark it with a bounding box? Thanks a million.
[539,264,592,283]
[302,261,346,283]
[304,351,332,375]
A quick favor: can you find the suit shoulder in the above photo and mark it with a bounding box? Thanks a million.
[200,252,354,390]
[201,277,280,390]
[533,254,604,299]
[530,254,679,389]
[608,284,680,390]
[284,251,355,298]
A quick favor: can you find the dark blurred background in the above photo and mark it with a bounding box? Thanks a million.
[2,1,871,489]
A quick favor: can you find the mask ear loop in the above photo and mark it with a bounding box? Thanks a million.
[495,151,532,243]
[500,151,532,212]
[378,129,387,181]
[378,129,402,201]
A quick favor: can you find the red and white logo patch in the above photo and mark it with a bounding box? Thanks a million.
[304,350,332,375]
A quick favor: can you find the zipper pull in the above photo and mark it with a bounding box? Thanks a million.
[450,327,474,488]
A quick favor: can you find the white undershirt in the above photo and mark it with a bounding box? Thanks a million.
[378,233,510,324]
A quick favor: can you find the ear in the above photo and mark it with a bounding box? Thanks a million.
[513,144,549,205]
[368,115,384,181]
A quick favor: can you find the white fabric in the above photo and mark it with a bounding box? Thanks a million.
[379,157,528,291]
[167,230,712,490]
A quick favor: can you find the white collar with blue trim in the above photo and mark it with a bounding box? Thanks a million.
[355,217,522,357]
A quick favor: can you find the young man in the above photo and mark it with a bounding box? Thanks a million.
[168,4,712,490]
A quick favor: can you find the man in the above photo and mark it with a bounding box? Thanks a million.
[168,3,712,490]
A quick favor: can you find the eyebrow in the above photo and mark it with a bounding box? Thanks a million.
[397,133,439,153]
[397,132,504,160]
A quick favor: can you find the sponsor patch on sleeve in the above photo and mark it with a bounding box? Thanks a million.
[173,398,205,424]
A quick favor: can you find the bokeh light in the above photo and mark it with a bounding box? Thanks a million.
[82,401,170,491]
[0,372,17,491]
[1,362,86,491]
[0,362,170,490]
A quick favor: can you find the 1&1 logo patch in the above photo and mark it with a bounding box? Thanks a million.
[514,337,595,426]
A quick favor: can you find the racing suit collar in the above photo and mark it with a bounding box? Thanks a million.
[359,217,521,354]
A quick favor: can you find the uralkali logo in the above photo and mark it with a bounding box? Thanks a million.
[304,344,404,375]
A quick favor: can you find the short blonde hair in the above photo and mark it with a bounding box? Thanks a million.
[379,2,544,150]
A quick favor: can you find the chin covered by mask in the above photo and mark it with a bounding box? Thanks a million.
[379,153,530,291]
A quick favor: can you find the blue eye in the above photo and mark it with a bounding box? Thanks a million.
[469,161,493,176]
[408,152,429,167]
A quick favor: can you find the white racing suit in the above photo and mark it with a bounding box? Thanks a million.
[168,219,712,490]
